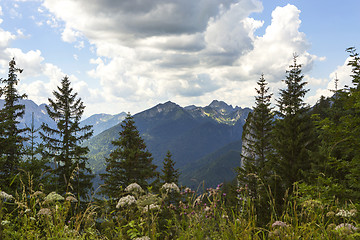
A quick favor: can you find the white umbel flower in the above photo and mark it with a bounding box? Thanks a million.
[116,195,136,208]
[125,183,144,193]
[143,203,160,213]
[134,236,150,240]
[161,183,180,193]
[336,209,357,217]
[335,223,358,231]
[44,192,64,202]
[0,191,13,201]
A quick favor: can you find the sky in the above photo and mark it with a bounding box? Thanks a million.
[0,0,359,118]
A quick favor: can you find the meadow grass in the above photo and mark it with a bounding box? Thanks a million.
[0,179,359,239]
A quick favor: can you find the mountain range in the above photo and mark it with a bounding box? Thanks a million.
[85,100,251,189]
[0,99,251,189]
[0,99,127,141]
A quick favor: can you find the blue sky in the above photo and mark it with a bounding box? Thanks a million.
[0,0,359,117]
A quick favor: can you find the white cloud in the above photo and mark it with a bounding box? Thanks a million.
[229,4,317,83]
[36,1,323,114]
[305,57,352,105]
[61,25,81,43]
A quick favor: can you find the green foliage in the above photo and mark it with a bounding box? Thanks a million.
[271,55,317,193]
[160,151,179,185]
[0,58,28,194]
[314,47,360,203]
[100,113,158,199]
[40,76,94,199]
[237,74,274,226]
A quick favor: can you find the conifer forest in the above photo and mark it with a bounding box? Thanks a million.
[0,47,359,239]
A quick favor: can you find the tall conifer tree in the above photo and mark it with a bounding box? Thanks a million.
[40,76,93,199]
[237,74,273,226]
[100,113,157,199]
[271,55,316,193]
[0,58,27,193]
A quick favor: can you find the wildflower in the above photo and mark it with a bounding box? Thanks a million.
[335,223,358,232]
[336,209,356,218]
[350,209,357,216]
[0,191,13,201]
[1,220,10,226]
[134,236,150,240]
[326,211,335,218]
[38,208,52,216]
[272,221,288,228]
[143,204,160,213]
[66,196,78,203]
[204,206,211,212]
[116,195,136,208]
[161,183,180,193]
[45,192,64,202]
[125,183,144,193]
[302,199,322,208]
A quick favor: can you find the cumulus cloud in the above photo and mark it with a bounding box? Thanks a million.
[61,26,81,43]
[35,1,324,114]
[229,4,317,83]
[305,57,352,105]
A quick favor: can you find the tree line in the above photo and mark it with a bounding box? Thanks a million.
[0,58,179,201]
[237,48,360,226]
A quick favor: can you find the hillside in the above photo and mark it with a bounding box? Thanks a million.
[85,100,251,188]
[80,112,127,136]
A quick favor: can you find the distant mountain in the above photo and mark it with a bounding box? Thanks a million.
[80,112,127,137]
[85,100,251,188]
[0,98,127,139]
[0,99,56,131]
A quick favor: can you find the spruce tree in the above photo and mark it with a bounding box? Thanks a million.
[160,151,179,184]
[0,58,28,193]
[100,113,157,199]
[40,76,93,199]
[271,55,316,193]
[237,74,273,226]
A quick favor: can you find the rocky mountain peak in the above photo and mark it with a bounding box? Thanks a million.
[208,100,235,114]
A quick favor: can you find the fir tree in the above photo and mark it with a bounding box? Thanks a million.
[100,113,157,199]
[160,151,179,184]
[237,74,273,226]
[271,55,316,193]
[40,76,93,199]
[0,58,28,193]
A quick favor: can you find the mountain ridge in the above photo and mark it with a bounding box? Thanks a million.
[85,100,251,188]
